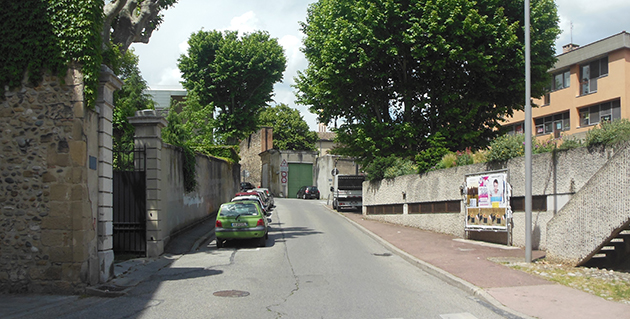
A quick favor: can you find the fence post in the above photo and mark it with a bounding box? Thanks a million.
[97,65,123,283]
[129,110,167,257]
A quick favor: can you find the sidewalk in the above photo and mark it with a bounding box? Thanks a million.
[341,211,630,319]
[0,219,216,319]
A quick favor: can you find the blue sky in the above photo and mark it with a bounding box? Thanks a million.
[132,0,630,131]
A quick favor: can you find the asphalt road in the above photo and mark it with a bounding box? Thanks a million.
[15,198,511,319]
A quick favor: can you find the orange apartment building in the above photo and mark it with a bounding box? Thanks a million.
[503,31,630,140]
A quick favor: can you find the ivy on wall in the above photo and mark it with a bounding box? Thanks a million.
[0,0,104,108]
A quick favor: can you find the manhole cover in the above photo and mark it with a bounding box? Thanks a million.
[373,253,393,257]
[213,290,250,297]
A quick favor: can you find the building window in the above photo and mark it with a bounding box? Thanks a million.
[506,122,524,135]
[535,111,569,135]
[552,70,570,91]
[543,92,550,105]
[580,56,608,95]
[579,99,621,127]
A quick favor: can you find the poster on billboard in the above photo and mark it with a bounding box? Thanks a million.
[465,170,511,231]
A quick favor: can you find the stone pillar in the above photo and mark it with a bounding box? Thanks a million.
[96,66,123,283]
[129,110,167,257]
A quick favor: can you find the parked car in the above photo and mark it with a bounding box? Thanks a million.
[253,188,274,208]
[231,195,272,222]
[297,186,320,199]
[235,191,270,211]
[215,201,269,248]
[255,188,276,207]
[240,182,255,191]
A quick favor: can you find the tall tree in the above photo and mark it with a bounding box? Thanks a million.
[259,104,318,151]
[103,0,178,53]
[295,0,560,162]
[178,30,287,145]
[112,48,155,150]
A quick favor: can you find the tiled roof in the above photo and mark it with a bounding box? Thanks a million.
[317,131,335,140]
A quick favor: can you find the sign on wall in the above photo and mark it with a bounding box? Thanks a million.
[280,159,288,185]
[464,170,511,231]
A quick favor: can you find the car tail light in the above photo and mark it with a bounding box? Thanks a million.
[305,188,309,193]
[216,220,222,227]
[257,219,264,226]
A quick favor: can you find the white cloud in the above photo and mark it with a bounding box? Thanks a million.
[178,39,189,54]
[225,11,259,35]
[156,67,183,88]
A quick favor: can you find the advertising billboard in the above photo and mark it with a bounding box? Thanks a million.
[464,170,511,231]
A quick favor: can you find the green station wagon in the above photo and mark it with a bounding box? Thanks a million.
[215,201,269,248]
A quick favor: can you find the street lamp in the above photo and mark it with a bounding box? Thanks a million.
[524,0,533,263]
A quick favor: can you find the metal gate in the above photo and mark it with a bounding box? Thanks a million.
[288,163,313,198]
[113,146,146,255]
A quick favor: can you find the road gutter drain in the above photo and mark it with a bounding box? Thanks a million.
[213,290,250,297]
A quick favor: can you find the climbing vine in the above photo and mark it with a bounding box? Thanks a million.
[0,0,104,108]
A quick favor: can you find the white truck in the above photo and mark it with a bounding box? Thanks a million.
[331,175,365,211]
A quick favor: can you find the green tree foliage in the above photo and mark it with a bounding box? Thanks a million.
[111,48,155,150]
[415,133,450,173]
[162,101,197,192]
[177,92,216,146]
[259,104,318,151]
[178,30,287,145]
[295,0,560,163]
[1,0,104,106]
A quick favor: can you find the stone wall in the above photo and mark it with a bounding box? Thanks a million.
[362,146,613,250]
[239,127,273,187]
[161,144,239,245]
[315,155,359,200]
[0,67,100,293]
[546,142,630,265]
[129,110,240,257]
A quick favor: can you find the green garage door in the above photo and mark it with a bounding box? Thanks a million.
[288,163,313,198]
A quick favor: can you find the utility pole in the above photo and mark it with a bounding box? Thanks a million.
[524,0,533,263]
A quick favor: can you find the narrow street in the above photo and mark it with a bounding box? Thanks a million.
[12,199,509,319]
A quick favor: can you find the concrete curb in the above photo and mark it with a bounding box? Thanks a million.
[191,231,215,252]
[328,205,534,319]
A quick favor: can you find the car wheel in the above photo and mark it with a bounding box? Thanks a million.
[265,231,269,240]
[216,238,224,248]
[302,194,306,199]
[258,236,266,247]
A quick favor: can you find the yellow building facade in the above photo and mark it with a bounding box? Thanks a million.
[503,32,630,140]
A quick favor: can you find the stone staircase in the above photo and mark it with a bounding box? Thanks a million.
[584,221,630,268]
[546,142,630,266]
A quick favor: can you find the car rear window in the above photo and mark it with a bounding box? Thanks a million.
[308,187,318,192]
[220,203,258,216]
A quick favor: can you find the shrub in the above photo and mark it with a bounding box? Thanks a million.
[585,119,630,147]
[364,156,398,181]
[533,137,556,154]
[455,148,474,166]
[486,134,525,162]
[383,158,416,179]
[440,152,458,168]
[415,133,450,174]
[558,136,583,150]
[365,155,416,180]
[415,146,450,174]
[472,150,487,163]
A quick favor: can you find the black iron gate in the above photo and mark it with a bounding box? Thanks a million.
[113,146,147,255]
